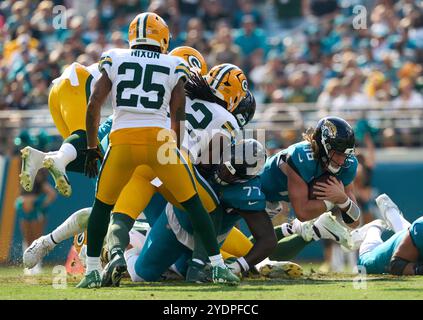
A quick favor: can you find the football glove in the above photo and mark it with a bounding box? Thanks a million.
[83,147,103,178]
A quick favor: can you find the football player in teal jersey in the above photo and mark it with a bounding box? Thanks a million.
[126,139,278,282]
[352,194,423,275]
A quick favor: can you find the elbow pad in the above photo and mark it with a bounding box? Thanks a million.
[390,256,410,275]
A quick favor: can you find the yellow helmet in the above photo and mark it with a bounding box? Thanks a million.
[128,12,170,53]
[206,63,248,112]
[73,231,87,255]
[169,46,208,76]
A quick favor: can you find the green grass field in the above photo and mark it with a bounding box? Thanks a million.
[1,265,423,300]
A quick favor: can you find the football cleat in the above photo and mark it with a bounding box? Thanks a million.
[76,270,102,289]
[350,219,387,251]
[375,194,402,231]
[19,146,45,192]
[258,261,303,279]
[312,212,354,249]
[291,218,316,242]
[101,252,127,287]
[212,265,240,285]
[43,155,72,197]
[23,235,55,269]
[186,260,212,283]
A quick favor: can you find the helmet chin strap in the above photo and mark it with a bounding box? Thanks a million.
[327,163,341,174]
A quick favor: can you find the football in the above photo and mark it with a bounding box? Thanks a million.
[308,172,338,200]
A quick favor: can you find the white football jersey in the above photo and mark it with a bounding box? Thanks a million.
[52,62,101,91]
[182,97,240,163]
[99,48,189,132]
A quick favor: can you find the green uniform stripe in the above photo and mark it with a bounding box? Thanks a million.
[175,69,190,77]
[85,74,94,105]
[142,14,148,38]
[193,166,219,207]
[174,149,197,192]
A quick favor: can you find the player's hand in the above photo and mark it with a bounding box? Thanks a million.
[84,147,103,178]
[313,176,348,204]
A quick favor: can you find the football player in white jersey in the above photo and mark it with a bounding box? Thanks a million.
[78,12,240,288]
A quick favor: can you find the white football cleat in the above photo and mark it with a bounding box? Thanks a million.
[291,218,316,242]
[350,219,387,251]
[43,155,72,197]
[19,146,45,192]
[375,194,402,231]
[312,212,354,250]
[258,260,303,279]
[23,235,55,269]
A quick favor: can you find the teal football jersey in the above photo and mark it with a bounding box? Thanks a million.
[260,141,358,202]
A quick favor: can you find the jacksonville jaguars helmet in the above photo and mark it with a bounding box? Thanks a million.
[314,116,355,174]
[214,139,266,185]
[232,90,256,128]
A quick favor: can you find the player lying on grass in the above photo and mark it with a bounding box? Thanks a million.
[351,194,423,275]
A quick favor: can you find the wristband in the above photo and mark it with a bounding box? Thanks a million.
[338,197,351,210]
[323,200,335,211]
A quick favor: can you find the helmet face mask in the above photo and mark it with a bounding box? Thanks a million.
[233,90,256,128]
[213,139,266,185]
[315,117,355,174]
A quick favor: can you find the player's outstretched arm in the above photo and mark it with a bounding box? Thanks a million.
[170,78,186,148]
[84,71,111,177]
[86,71,112,149]
[390,233,421,275]
[237,210,277,268]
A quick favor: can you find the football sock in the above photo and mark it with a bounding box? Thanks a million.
[57,143,77,166]
[359,225,384,256]
[86,198,113,257]
[180,195,220,257]
[191,205,224,264]
[107,213,135,258]
[385,207,411,233]
[86,256,101,274]
[63,130,88,173]
[269,234,311,261]
[50,207,91,244]
[209,254,226,268]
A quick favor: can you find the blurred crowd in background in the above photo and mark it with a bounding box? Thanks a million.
[1,0,423,151]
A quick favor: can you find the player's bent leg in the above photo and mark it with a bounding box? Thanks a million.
[23,207,91,269]
[134,211,191,282]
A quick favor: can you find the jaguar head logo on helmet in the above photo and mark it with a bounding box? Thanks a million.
[169,46,208,76]
[205,63,248,113]
[128,12,170,53]
[313,116,356,174]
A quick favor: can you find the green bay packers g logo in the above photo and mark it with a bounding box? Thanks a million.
[241,79,248,92]
[188,55,201,70]
[76,232,85,246]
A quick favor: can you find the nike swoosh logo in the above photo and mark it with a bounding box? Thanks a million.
[248,201,258,205]
[298,154,303,163]
[323,226,340,242]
